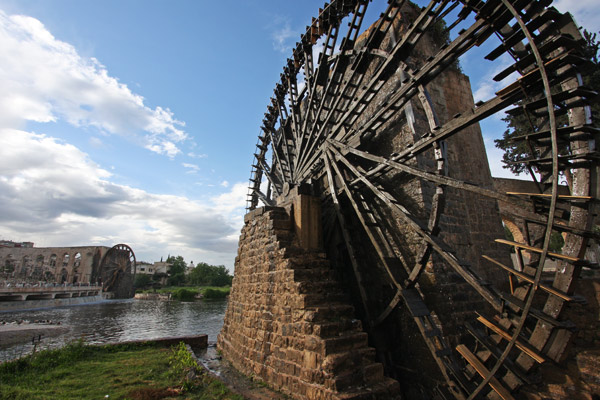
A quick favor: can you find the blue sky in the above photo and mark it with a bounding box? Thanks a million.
[0,0,597,269]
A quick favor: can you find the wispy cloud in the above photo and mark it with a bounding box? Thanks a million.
[471,54,516,104]
[271,20,297,53]
[89,136,104,148]
[554,0,600,32]
[187,152,207,159]
[182,163,200,174]
[0,129,245,267]
[0,10,186,158]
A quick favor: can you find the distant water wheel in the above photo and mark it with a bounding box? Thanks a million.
[246,0,598,398]
[100,244,136,297]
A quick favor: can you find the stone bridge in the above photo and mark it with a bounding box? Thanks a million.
[0,284,102,301]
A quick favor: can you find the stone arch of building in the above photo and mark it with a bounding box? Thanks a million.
[501,216,525,244]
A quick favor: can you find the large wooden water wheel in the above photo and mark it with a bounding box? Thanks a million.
[247,0,598,398]
[99,244,136,298]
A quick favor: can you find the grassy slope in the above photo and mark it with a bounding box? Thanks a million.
[0,342,242,400]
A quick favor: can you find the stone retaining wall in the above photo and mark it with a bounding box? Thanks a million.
[217,207,400,399]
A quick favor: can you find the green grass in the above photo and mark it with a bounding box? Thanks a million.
[0,340,243,400]
[171,288,198,301]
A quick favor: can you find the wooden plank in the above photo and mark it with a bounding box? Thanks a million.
[455,344,515,400]
[323,154,372,323]
[329,145,504,313]
[331,139,519,205]
[506,192,593,200]
[476,315,546,364]
[482,255,574,301]
[402,288,431,317]
[499,291,576,329]
[495,239,579,262]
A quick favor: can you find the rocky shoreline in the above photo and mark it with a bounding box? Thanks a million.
[0,322,70,346]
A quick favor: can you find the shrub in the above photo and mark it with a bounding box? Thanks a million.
[134,273,151,289]
[171,288,197,301]
[203,288,229,299]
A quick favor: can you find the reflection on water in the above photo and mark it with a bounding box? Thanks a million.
[0,299,227,362]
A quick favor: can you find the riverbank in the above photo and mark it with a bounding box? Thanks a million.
[0,339,243,400]
[136,286,230,302]
[0,323,69,346]
[0,336,287,400]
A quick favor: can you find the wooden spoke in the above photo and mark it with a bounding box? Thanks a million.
[245,1,598,398]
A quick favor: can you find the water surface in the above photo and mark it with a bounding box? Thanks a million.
[0,298,227,361]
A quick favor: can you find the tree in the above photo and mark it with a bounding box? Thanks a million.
[167,255,187,286]
[134,273,151,288]
[495,29,599,183]
[188,262,233,286]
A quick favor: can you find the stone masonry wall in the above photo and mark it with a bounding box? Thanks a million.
[217,206,400,400]
[0,246,108,285]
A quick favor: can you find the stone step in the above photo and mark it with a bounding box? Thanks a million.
[292,267,338,282]
[295,279,343,295]
[322,331,369,356]
[288,257,333,270]
[327,362,386,392]
[313,318,363,338]
[335,377,401,400]
[268,218,293,231]
[272,231,294,244]
[305,304,356,323]
[302,291,350,308]
[322,347,377,374]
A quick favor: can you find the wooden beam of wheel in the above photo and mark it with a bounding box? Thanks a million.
[329,144,503,312]
[495,239,579,262]
[506,192,593,201]
[326,150,403,290]
[482,255,574,301]
[476,314,546,364]
[455,344,515,400]
[323,154,372,323]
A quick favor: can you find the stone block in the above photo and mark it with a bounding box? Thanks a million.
[217,207,398,399]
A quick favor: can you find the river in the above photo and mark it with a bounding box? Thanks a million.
[0,298,227,362]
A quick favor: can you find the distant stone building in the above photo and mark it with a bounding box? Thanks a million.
[0,245,109,285]
[0,243,137,299]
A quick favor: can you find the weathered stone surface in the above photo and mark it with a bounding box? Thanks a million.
[218,207,400,399]
[0,246,108,285]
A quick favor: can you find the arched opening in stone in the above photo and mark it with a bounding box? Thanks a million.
[501,217,525,245]
[74,252,82,268]
[3,255,15,275]
[21,255,32,277]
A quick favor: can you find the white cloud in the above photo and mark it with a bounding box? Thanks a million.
[0,129,246,269]
[0,10,186,157]
[272,21,297,53]
[554,0,600,32]
[182,163,200,174]
[220,180,229,187]
[187,152,207,159]
[472,54,516,104]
